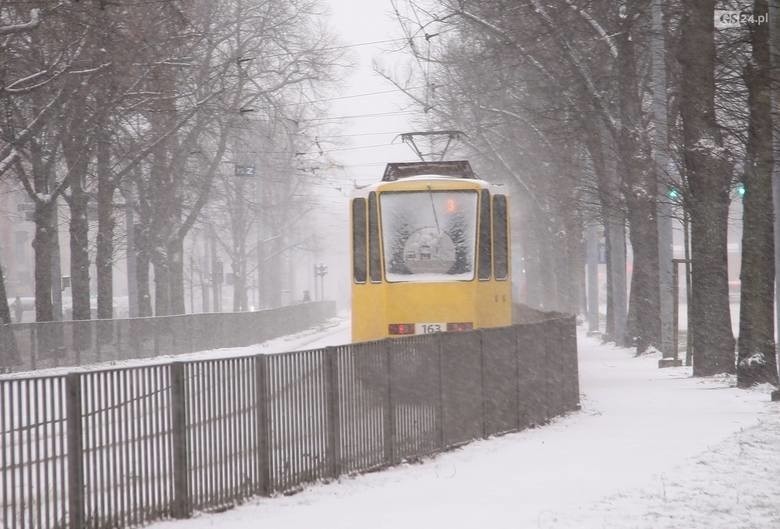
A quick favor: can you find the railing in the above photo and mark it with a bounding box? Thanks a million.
[0,312,579,529]
[0,301,337,374]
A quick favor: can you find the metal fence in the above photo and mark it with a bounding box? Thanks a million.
[0,313,579,529]
[0,301,337,373]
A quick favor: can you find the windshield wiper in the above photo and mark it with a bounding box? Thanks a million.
[427,185,441,234]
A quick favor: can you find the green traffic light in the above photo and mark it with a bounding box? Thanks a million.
[666,186,680,200]
[736,183,745,198]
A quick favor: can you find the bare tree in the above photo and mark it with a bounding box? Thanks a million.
[737,0,777,386]
[678,0,736,375]
[387,1,649,347]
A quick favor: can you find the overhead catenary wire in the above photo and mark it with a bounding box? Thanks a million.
[276,110,419,123]
[200,141,411,157]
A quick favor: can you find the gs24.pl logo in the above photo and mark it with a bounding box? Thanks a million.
[714,10,769,29]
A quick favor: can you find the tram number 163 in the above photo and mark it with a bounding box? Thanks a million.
[419,323,444,334]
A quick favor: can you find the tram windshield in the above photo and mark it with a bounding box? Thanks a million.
[380,190,478,282]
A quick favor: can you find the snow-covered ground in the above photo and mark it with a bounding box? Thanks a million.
[138,325,780,529]
[0,315,351,379]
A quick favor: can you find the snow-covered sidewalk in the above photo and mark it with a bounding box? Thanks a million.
[147,329,780,529]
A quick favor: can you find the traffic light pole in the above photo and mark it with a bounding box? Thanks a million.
[314,263,328,301]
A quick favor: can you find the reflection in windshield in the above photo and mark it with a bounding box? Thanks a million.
[380,190,478,282]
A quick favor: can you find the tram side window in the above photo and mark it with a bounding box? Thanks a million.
[493,195,508,280]
[478,189,492,280]
[368,192,382,282]
[352,198,367,283]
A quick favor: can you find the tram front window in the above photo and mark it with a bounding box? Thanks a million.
[380,190,478,282]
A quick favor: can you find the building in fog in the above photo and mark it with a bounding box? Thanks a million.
[0,185,35,298]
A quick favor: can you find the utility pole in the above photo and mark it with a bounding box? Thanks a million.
[652,0,677,365]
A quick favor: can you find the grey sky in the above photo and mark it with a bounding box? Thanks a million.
[322,0,421,184]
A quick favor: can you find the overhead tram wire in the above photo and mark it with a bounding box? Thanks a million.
[285,110,419,123]
[233,35,447,62]
[233,86,425,115]
[196,141,411,157]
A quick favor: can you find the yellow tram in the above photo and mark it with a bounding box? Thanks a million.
[350,160,511,342]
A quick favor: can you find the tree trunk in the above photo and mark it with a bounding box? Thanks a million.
[67,184,92,351]
[135,224,153,317]
[32,201,55,322]
[604,221,614,339]
[153,253,171,317]
[679,0,736,375]
[50,203,63,322]
[0,265,11,325]
[606,215,629,346]
[125,204,139,317]
[617,10,661,353]
[96,136,115,320]
[0,264,19,370]
[168,239,186,315]
[737,0,777,386]
[232,178,248,312]
[68,187,91,322]
[585,124,626,344]
[625,199,661,353]
[62,84,91,324]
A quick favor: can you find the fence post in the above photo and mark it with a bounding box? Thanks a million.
[65,373,84,529]
[382,339,396,465]
[478,330,487,439]
[254,355,271,495]
[325,346,341,478]
[169,362,191,518]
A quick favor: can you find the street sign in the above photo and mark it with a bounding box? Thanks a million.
[234,165,256,177]
[17,202,35,212]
